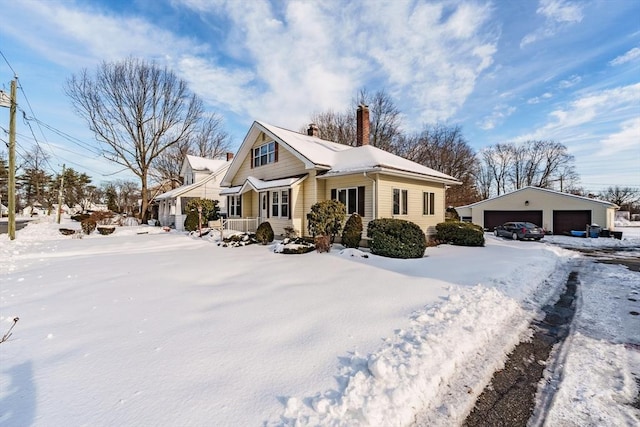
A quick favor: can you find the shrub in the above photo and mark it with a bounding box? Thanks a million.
[97,226,115,235]
[255,221,274,245]
[341,213,363,248]
[283,226,298,239]
[435,221,484,246]
[89,210,114,225]
[367,218,427,259]
[81,218,97,235]
[314,235,331,253]
[184,199,220,222]
[184,211,200,232]
[71,213,90,222]
[307,200,346,243]
[445,207,460,221]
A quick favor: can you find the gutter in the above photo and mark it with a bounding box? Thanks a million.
[363,172,377,219]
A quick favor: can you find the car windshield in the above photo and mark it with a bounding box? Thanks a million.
[524,222,539,228]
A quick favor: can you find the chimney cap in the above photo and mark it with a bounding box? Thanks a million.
[307,123,320,137]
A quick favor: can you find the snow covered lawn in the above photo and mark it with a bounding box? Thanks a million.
[1,219,639,426]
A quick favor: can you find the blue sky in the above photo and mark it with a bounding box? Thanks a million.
[0,0,638,193]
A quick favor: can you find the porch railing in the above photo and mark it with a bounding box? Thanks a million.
[223,217,259,233]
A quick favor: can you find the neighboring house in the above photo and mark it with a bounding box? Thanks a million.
[1,203,7,217]
[220,105,461,238]
[22,202,48,216]
[155,154,233,231]
[455,186,619,234]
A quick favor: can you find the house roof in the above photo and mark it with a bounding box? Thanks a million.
[221,121,461,186]
[186,155,229,173]
[220,175,308,195]
[156,158,231,200]
[456,186,619,209]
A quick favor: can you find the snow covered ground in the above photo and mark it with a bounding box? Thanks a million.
[1,218,639,426]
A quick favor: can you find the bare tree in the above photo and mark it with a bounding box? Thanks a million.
[599,186,640,210]
[477,140,577,197]
[305,88,402,149]
[394,124,479,206]
[355,89,402,151]
[66,57,203,221]
[305,109,355,145]
[151,114,232,188]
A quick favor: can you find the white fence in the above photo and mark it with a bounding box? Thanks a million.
[224,218,259,233]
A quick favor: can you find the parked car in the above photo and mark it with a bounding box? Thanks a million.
[494,222,545,241]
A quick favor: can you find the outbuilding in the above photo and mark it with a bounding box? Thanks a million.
[456,186,619,235]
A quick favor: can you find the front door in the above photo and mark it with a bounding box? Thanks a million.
[260,192,268,222]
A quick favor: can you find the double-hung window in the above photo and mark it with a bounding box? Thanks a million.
[331,187,365,216]
[423,192,435,215]
[253,141,276,167]
[270,190,289,218]
[228,195,242,217]
[393,189,408,215]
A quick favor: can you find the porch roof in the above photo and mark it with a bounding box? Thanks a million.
[220,174,308,195]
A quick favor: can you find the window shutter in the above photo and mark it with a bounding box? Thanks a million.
[274,143,278,163]
[331,188,336,200]
[288,189,292,219]
[358,186,365,217]
[250,148,254,169]
[266,192,270,218]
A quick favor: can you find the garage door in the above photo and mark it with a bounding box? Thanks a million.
[484,210,543,231]
[553,210,591,235]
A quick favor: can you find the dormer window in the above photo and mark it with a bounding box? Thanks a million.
[253,141,276,167]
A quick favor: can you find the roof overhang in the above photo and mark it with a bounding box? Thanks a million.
[220,174,308,195]
[317,166,462,186]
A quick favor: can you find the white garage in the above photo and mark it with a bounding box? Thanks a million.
[456,186,619,235]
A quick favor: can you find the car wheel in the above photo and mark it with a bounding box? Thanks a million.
[494,229,499,237]
[512,232,518,240]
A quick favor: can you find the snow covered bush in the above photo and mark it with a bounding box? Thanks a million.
[255,221,274,245]
[367,218,427,259]
[306,200,346,244]
[341,213,363,248]
[435,221,485,246]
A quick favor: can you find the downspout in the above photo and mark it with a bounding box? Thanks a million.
[363,172,376,219]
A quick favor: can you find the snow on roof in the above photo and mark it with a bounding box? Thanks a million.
[155,180,204,200]
[324,144,459,182]
[456,186,619,209]
[186,155,229,173]
[257,121,350,168]
[220,175,307,195]
[257,122,460,183]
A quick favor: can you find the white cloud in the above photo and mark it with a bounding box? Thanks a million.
[598,117,640,155]
[520,0,584,48]
[172,0,498,130]
[516,83,640,143]
[477,104,516,130]
[558,75,582,89]
[609,47,640,66]
[4,1,208,69]
[527,92,553,104]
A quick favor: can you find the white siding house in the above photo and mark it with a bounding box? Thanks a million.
[155,155,232,231]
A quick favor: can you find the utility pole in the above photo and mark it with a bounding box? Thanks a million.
[57,164,65,224]
[7,78,17,240]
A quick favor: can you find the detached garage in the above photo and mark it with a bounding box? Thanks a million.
[456,186,618,235]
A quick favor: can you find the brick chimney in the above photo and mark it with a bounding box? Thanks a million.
[356,104,369,146]
[307,123,320,137]
[226,152,234,161]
